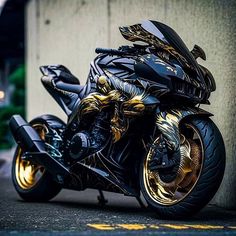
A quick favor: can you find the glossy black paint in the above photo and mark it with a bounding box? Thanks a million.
[9,115,69,177]
[9,115,45,152]
[149,21,205,84]
[10,20,217,197]
[40,65,84,116]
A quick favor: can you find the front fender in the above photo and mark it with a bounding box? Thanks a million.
[156,107,212,151]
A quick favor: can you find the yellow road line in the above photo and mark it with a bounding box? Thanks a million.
[87,224,115,230]
[229,226,236,229]
[87,223,236,231]
[117,224,146,230]
[160,224,189,229]
[149,224,160,229]
[184,224,224,229]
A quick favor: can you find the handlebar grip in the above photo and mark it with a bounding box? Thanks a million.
[95,48,123,55]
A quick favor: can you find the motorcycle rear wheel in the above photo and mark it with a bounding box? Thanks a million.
[12,118,62,202]
[140,117,225,218]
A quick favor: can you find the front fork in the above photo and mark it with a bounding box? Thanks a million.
[152,107,212,169]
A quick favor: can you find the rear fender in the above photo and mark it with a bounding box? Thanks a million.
[30,114,66,129]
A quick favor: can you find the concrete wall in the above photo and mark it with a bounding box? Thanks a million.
[26,0,236,208]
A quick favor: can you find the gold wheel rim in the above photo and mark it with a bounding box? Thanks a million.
[143,123,204,206]
[15,124,47,190]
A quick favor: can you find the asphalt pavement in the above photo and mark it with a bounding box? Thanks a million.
[0,177,236,236]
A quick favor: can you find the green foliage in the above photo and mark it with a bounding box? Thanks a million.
[8,66,25,89]
[11,89,25,106]
[0,65,25,150]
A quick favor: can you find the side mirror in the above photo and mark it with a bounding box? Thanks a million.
[191,44,206,61]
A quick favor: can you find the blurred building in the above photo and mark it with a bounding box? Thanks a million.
[0,0,26,106]
[16,0,236,208]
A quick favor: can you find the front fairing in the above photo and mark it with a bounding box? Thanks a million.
[119,20,206,89]
[136,54,204,89]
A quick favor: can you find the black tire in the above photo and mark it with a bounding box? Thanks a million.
[140,117,225,219]
[11,117,62,202]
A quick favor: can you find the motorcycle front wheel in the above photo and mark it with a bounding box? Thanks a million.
[140,117,225,218]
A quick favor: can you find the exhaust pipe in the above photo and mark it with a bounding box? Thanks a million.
[9,115,69,177]
[9,115,45,153]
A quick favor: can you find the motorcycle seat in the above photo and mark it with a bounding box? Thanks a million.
[40,64,86,96]
[58,68,80,85]
[40,65,81,85]
[55,81,85,95]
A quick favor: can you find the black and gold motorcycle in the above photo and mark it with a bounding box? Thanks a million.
[10,20,225,218]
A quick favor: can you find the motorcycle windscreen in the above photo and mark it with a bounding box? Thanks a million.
[119,20,205,85]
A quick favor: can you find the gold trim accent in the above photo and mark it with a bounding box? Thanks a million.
[122,95,145,117]
[143,123,203,205]
[97,75,112,94]
[78,90,122,118]
[15,124,47,190]
[111,103,128,143]
[119,23,190,69]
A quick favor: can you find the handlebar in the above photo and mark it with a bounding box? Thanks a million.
[95,48,124,56]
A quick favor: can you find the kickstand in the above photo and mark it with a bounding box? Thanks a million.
[136,196,146,209]
[97,189,108,206]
